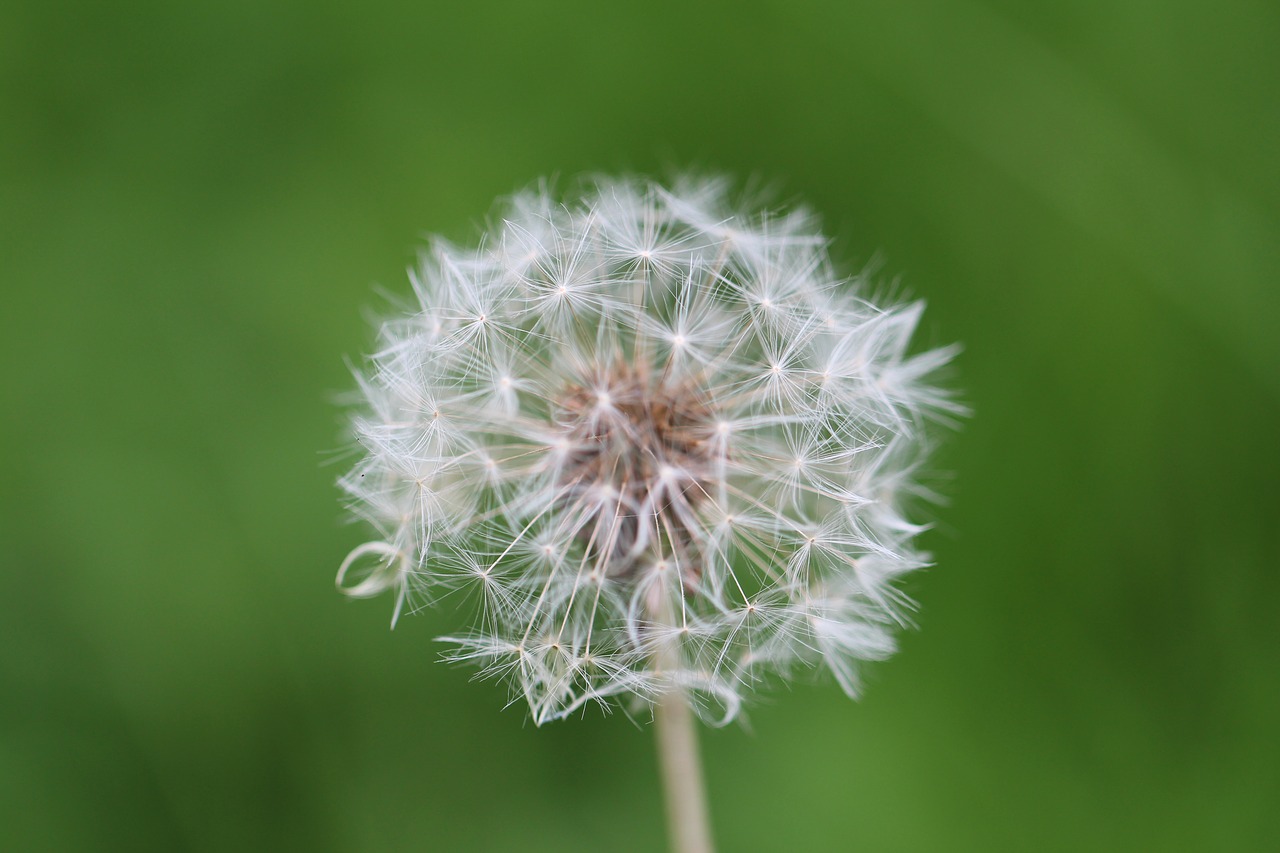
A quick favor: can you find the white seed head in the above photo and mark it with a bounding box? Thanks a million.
[336,176,962,725]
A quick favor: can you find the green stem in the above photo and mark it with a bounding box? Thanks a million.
[654,687,715,853]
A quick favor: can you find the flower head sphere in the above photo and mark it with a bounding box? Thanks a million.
[337,177,962,725]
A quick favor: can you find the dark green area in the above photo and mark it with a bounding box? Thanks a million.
[2,1,1277,850]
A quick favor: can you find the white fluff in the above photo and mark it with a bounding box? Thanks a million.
[337,176,962,725]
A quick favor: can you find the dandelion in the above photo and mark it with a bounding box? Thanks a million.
[335,176,961,852]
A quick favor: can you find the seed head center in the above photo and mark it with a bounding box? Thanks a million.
[556,364,714,579]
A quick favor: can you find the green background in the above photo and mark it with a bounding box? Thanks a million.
[3,1,1277,850]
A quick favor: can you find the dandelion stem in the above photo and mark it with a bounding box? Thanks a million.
[654,685,715,853]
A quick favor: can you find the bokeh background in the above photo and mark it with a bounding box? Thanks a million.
[3,1,1277,850]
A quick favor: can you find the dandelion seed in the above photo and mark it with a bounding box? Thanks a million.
[337,176,961,731]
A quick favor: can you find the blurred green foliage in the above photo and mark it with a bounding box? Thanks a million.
[2,1,1277,850]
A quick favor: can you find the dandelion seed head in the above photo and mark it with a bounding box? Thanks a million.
[337,176,962,724]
